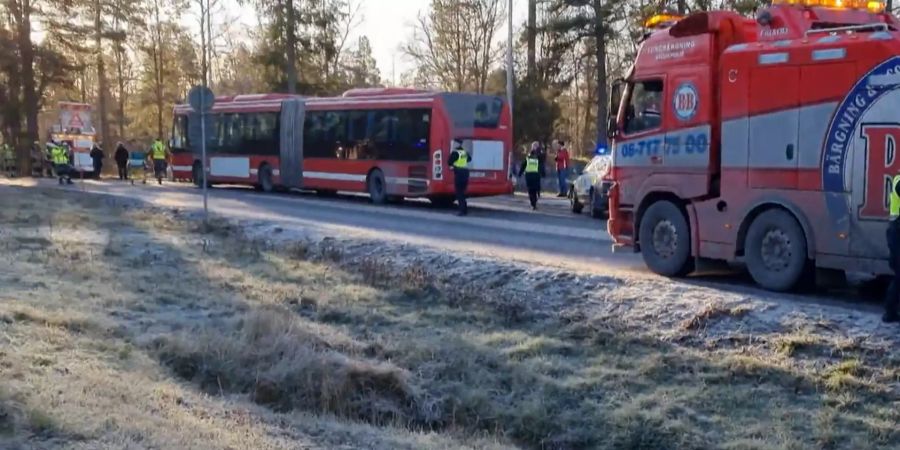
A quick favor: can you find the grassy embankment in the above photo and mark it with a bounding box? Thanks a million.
[0,186,898,449]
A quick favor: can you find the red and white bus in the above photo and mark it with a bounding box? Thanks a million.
[170,88,513,205]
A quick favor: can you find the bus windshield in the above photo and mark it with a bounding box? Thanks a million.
[442,93,504,129]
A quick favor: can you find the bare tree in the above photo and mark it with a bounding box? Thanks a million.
[403,0,505,93]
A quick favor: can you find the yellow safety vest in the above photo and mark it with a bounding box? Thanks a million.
[891,175,900,218]
[50,146,68,165]
[525,157,539,174]
[151,141,166,160]
[452,149,468,169]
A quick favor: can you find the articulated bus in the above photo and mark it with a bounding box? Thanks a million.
[170,88,513,205]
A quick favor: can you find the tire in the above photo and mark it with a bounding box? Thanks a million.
[639,200,694,277]
[258,164,274,193]
[429,196,454,208]
[744,209,809,292]
[367,169,387,204]
[590,189,604,219]
[570,186,584,214]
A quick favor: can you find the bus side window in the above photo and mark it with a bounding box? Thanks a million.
[394,109,430,162]
[370,110,396,160]
[347,110,368,160]
[323,111,347,159]
[172,115,188,152]
[304,112,329,158]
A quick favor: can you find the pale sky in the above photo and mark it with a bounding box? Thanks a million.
[206,0,529,85]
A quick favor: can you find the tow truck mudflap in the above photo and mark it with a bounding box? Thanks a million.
[611,243,637,254]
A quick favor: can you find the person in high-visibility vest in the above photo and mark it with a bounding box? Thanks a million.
[884,175,900,323]
[150,138,168,185]
[448,140,472,216]
[48,142,73,185]
[2,143,15,177]
[519,148,543,210]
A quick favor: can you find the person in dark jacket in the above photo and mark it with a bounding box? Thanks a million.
[90,143,104,179]
[114,142,129,180]
[519,148,542,210]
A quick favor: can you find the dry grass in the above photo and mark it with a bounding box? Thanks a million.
[0,186,898,450]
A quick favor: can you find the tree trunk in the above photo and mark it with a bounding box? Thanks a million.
[207,0,214,88]
[677,0,687,14]
[199,0,208,87]
[94,0,111,149]
[115,47,126,139]
[152,0,164,138]
[284,0,297,94]
[114,7,126,139]
[527,0,536,80]
[12,0,37,175]
[594,0,609,146]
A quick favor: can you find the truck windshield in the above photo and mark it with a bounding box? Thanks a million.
[442,93,504,129]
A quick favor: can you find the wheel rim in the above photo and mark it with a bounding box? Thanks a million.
[652,220,678,259]
[760,228,792,271]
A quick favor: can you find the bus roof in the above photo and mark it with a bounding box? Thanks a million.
[174,90,500,113]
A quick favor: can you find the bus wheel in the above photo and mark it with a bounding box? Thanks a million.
[368,169,387,204]
[745,209,809,292]
[639,200,693,277]
[258,164,274,193]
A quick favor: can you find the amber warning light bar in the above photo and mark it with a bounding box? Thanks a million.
[772,0,886,13]
[644,14,685,29]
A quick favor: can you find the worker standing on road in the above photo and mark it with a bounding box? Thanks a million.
[519,148,542,211]
[90,142,104,179]
[448,140,472,216]
[49,141,73,185]
[114,142,129,180]
[555,140,570,198]
[150,137,168,185]
[884,175,900,323]
[2,142,15,177]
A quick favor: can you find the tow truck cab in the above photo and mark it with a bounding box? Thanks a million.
[608,1,900,291]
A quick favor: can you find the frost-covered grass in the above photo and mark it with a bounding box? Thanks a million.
[0,186,898,450]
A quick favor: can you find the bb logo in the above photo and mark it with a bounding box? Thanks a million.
[859,123,900,219]
[673,83,698,121]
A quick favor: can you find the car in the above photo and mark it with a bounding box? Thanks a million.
[569,154,612,219]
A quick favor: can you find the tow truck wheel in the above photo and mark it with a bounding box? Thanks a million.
[570,186,584,214]
[639,200,693,277]
[368,169,387,205]
[258,164,274,193]
[744,209,809,292]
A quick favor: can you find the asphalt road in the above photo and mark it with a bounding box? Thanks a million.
[3,177,887,311]
[3,178,646,276]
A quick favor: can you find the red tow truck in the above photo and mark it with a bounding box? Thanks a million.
[607,0,900,291]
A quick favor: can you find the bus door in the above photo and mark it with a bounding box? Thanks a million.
[280,98,306,188]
